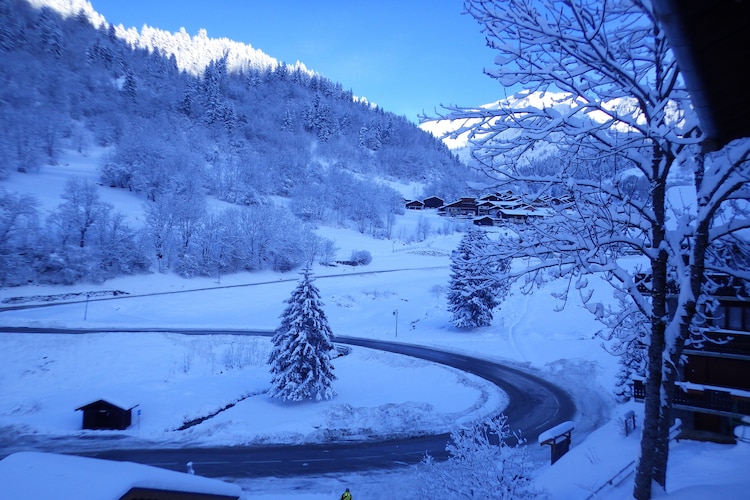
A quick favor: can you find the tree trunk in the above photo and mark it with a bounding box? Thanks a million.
[634,151,670,499]
[653,377,675,486]
[633,332,663,499]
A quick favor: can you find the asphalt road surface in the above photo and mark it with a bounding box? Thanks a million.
[5,330,576,478]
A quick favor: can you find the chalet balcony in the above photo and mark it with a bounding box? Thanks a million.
[685,328,750,358]
[633,379,750,417]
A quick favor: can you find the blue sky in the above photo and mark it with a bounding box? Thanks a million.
[89,0,510,123]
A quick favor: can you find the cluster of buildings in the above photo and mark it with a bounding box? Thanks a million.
[404,191,572,226]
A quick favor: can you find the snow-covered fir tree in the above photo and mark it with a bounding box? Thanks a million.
[447,227,509,329]
[268,268,336,401]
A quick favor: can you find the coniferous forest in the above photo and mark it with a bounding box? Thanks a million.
[0,0,474,286]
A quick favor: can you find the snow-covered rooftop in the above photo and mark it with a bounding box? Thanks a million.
[0,451,241,500]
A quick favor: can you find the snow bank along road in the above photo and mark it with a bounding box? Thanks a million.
[0,327,576,478]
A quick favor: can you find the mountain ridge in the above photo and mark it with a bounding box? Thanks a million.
[28,0,371,112]
[0,0,477,286]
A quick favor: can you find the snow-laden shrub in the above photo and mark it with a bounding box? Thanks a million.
[350,249,372,266]
[416,414,540,499]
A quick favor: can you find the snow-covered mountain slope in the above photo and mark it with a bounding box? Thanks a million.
[420,88,688,154]
[27,0,300,76]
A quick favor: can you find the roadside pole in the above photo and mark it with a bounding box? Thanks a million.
[393,309,398,338]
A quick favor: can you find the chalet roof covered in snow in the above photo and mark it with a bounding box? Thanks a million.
[0,452,241,500]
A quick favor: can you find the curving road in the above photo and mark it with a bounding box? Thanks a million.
[0,328,576,478]
[339,336,576,443]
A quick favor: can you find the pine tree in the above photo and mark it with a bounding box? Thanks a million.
[122,69,137,102]
[37,7,63,59]
[268,268,336,401]
[447,227,508,329]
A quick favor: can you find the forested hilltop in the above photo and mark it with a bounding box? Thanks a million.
[0,0,473,286]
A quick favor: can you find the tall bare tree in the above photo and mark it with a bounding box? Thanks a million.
[433,1,750,498]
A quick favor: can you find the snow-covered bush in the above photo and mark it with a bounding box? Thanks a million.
[350,249,372,266]
[416,414,539,499]
[316,238,338,266]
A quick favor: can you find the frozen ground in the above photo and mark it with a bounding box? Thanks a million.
[1,157,748,498]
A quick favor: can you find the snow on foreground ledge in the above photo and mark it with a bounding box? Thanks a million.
[0,451,242,500]
[0,332,508,452]
[534,403,750,500]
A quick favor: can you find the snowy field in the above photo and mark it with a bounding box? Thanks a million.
[1,156,749,499]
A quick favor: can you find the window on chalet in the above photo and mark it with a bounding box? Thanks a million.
[710,301,750,332]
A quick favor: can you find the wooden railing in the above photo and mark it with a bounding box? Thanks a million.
[632,379,750,416]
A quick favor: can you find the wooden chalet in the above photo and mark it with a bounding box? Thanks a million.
[550,193,573,204]
[76,399,137,430]
[478,193,503,203]
[443,191,561,223]
[422,196,444,209]
[638,3,750,438]
[476,201,498,216]
[443,197,477,217]
[480,190,517,202]
[497,209,529,224]
[473,216,499,227]
[674,283,750,440]
[404,199,424,210]
[634,276,750,441]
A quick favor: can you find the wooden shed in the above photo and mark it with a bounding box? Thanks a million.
[76,399,137,430]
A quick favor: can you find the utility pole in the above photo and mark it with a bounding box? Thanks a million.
[393,309,398,338]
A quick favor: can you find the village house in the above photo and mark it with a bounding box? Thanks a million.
[634,275,750,442]
[476,200,499,217]
[404,199,424,210]
[422,196,444,209]
[443,197,478,217]
[473,216,501,227]
[440,191,562,226]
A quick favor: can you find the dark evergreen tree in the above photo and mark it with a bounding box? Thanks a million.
[447,228,509,329]
[268,268,336,401]
[201,58,225,125]
[121,68,137,102]
[37,7,63,59]
[281,105,294,132]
